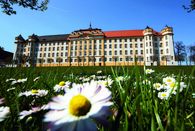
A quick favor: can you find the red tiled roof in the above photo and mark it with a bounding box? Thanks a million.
[104,30,162,38]
[104,30,144,38]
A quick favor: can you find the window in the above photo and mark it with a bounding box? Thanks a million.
[120,44,122,48]
[115,44,117,48]
[146,49,148,54]
[165,35,168,40]
[109,39,112,43]
[40,48,42,51]
[53,47,55,50]
[99,45,102,49]
[109,58,112,61]
[109,51,112,55]
[125,50,128,55]
[161,50,163,54]
[135,38,137,42]
[130,50,133,54]
[166,42,168,46]
[120,50,122,55]
[109,44,112,48]
[135,44,138,48]
[104,51,107,55]
[44,48,46,51]
[104,45,107,49]
[150,49,152,53]
[57,47,59,51]
[115,51,117,55]
[40,54,42,57]
[52,53,54,57]
[120,58,123,61]
[56,53,59,57]
[61,47,64,50]
[48,53,50,57]
[61,52,63,57]
[130,44,132,48]
[166,49,169,53]
[146,42,148,47]
[155,43,158,47]
[99,51,101,55]
[155,50,158,54]
[149,42,152,46]
[160,43,163,47]
[125,39,127,42]
[135,50,138,54]
[141,50,143,54]
[44,53,46,57]
[115,39,117,42]
[125,44,127,48]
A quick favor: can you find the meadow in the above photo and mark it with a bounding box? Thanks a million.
[0,66,194,131]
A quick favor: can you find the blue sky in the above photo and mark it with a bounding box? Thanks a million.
[0,0,195,52]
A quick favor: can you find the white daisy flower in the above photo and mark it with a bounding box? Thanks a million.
[97,70,102,74]
[0,106,10,122]
[97,77,113,87]
[7,87,16,92]
[19,89,48,97]
[145,69,155,74]
[44,81,113,131]
[19,105,47,120]
[165,82,187,95]
[53,81,71,92]
[163,77,176,85]
[153,83,164,91]
[158,91,170,100]
[115,76,125,82]
[33,76,40,82]
[11,78,27,85]
[6,78,15,82]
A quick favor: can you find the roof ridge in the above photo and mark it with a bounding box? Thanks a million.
[103,29,144,32]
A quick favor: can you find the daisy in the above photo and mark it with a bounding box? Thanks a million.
[19,105,48,120]
[11,78,27,85]
[19,89,48,97]
[53,81,71,92]
[33,76,40,82]
[96,70,102,74]
[44,81,113,131]
[163,77,175,85]
[158,91,170,100]
[153,83,164,91]
[6,78,15,82]
[97,77,113,87]
[145,69,155,74]
[0,106,10,122]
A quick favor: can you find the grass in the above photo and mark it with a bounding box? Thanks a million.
[0,66,195,130]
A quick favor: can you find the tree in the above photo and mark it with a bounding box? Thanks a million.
[0,46,4,51]
[189,45,195,65]
[174,41,186,65]
[183,0,195,12]
[0,0,49,15]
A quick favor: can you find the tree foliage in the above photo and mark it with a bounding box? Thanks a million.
[174,41,186,65]
[189,45,195,64]
[183,0,195,12]
[0,0,49,15]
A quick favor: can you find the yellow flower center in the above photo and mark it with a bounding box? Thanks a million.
[59,81,65,86]
[167,79,172,83]
[69,94,91,117]
[162,93,167,97]
[170,82,175,88]
[31,89,38,94]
